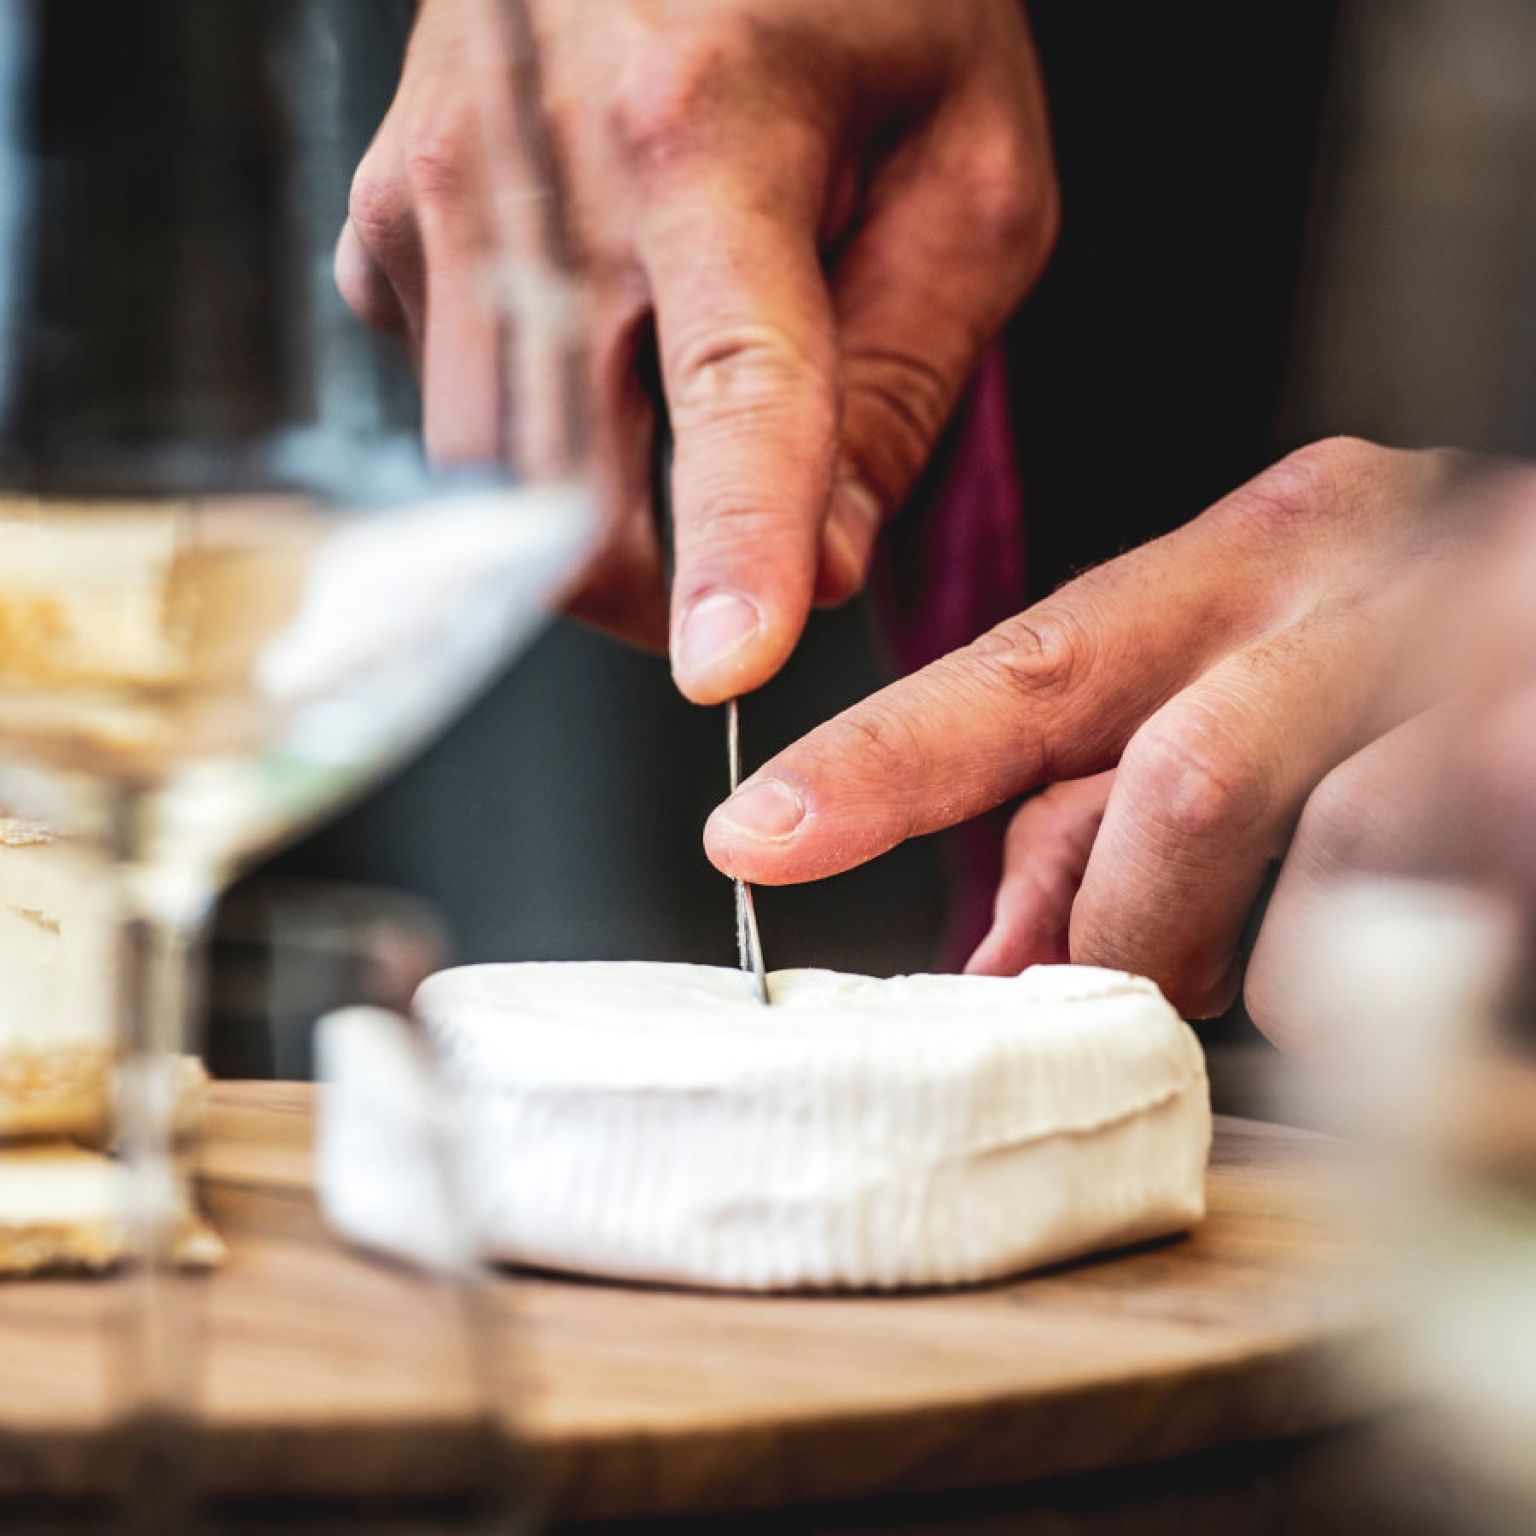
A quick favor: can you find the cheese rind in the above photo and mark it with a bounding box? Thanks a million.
[367,962,1212,1291]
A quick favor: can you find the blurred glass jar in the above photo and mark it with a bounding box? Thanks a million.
[0,0,595,1526]
[1294,879,1536,1535]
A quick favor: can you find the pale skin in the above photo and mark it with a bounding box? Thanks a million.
[336,0,1058,702]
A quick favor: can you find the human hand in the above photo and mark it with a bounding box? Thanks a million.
[1241,472,1536,1053]
[336,0,1057,701]
[704,437,1505,1020]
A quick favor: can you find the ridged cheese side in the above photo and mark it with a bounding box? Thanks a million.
[326,962,1210,1291]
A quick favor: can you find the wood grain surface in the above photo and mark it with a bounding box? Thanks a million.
[0,1083,1393,1522]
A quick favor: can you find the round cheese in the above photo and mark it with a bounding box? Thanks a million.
[329,962,1209,1292]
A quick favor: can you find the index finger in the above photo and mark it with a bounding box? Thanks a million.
[703,502,1296,883]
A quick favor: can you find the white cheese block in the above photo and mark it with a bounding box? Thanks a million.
[320,962,1211,1292]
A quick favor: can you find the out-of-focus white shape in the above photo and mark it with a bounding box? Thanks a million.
[257,486,587,707]
[322,962,1211,1292]
[1288,878,1518,1145]
[316,1006,472,1273]
[1292,877,1534,1522]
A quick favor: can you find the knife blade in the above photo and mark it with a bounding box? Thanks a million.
[727,697,771,1004]
[648,378,772,1004]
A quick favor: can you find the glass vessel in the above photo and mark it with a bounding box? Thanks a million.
[0,0,591,1525]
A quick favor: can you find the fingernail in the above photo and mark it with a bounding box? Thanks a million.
[677,592,761,683]
[717,777,805,840]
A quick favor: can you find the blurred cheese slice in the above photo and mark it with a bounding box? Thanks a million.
[0,815,220,1275]
[320,962,1211,1291]
[0,1142,224,1276]
[0,816,115,1139]
[0,815,207,1143]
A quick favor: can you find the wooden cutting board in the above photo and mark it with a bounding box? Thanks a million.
[0,1083,1390,1523]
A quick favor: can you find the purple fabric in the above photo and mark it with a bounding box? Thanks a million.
[879,348,1026,676]
[874,345,1027,970]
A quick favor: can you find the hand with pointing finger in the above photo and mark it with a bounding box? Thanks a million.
[705,437,1512,1023]
[337,0,1058,703]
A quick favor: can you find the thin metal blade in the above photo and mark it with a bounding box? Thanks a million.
[727,699,771,1005]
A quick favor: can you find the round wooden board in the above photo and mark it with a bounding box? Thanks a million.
[0,1083,1390,1523]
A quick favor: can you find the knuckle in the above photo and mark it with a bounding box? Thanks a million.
[1228,436,1383,537]
[680,500,785,562]
[1005,783,1099,867]
[1122,716,1271,848]
[1294,763,1393,877]
[402,123,474,205]
[836,703,927,803]
[841,349,957,496]
[666,325,830,433]
[962,119,1059,263]
[608,36,742,173]
[347,161,408,250]
[1273,435,1381,492]
[968,608,1088,707]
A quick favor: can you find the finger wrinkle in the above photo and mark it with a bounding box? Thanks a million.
[666,325,833,427]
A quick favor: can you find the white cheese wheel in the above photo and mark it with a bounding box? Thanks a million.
[323,963,1211,1291]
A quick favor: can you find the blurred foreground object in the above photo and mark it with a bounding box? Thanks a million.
[1286,880,1535,1535]
[0,0,594,1518]
[1294,0,1536,457]
[1263,1,1536,1505]
[0,812,216,1276]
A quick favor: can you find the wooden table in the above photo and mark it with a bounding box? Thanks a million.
[0,1084,1393,1529]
